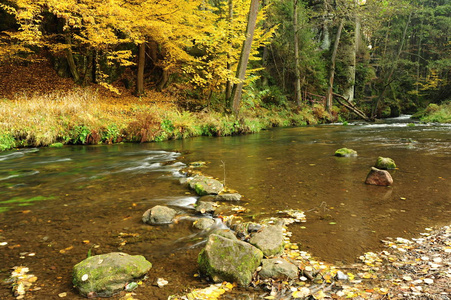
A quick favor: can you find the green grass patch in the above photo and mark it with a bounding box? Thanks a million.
[0,195,55,205]
[0,206,12,213]
[413,102,451,123]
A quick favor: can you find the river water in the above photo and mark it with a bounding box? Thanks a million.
[0,117,450,299]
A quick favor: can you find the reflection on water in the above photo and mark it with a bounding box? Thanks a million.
[0,120,450,265]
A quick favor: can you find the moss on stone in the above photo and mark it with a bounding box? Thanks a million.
[198,234,262,286]
[375,156,396,170]
[334,148,357,157]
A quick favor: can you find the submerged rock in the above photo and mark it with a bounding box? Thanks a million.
[188,175,224,196]
[365,167,393,186]
[198,234,263,286]
[249,224,284,257]
[215,193,242,201]
[374,156,397,170]
[334,148,358,157]
[73,252,152,298]
[193,218,216,230]
[259,258,299,279]
[142,205,177,225]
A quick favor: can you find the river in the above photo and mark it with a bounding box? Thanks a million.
[0,117,450,299]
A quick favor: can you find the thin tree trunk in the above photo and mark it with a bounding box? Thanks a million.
[415,18,423,105]
[136,43,146,96]
[65,35,80,83]
[293,0,302,106]
[231,0,259,115]
[225,0,233,107]
[372,12,412,117]
[325,19,344,113]
[343,3,360,102]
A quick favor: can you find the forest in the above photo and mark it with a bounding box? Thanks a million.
[0,1,451,300]
[0,0,450,150]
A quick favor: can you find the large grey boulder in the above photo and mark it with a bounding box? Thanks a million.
[198,234,263,286]
[249,225,284,257]
[73,252,152,298]
[188,175,224,196]
[365,167,393,186]
[259,258,299,279]
[374,156,397,170]
[142,205,177,225]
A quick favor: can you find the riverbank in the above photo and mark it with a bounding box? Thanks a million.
[0,87,323,151]
[170,224,451,299]
[0,61,338,152]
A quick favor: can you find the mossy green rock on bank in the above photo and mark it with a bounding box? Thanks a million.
[334,148,358,157]
[374,156,397,169]
[198,234,263,286]
[73,252,152,297]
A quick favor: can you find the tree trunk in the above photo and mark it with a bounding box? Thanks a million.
[372,12,412,117]
[136,43,146,96]
[293,0,302,106]
[231,0,259,115]
[157,69,169,91]
[342,4,360,102]
[65,35,80,83]
[325,19,344,113]
[225,0,233,107]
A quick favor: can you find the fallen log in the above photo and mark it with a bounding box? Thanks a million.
[333,93,373,122]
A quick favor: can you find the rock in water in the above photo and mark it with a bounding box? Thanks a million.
[73,252,152,297]
[365,167,393,186]
[334,148,357,157]
[195,200,217,214]
[374,156,397,170]
[198,234,263,286]
[259,258,299,279]
[193,218,216,230]
[188,175,224,196]
[215,193,242,201]
[249,224,284,256]
[142,205,177,225]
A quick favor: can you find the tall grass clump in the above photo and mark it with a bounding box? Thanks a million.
[414,102,451,123]
[0,89,126,148]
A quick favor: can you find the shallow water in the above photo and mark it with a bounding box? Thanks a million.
[0,118,450,298]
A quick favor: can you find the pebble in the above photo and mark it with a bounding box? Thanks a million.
[336,271,348,281]
[424,278,434,284]
[157,278,168,288]
[58,292,67,297]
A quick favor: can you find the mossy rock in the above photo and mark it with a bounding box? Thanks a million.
[188,175,224,196]
[49,143,64,148]
[334,148,357,157]
[198,234,263,286]
[374,156,396,170]
[73,252,152,297]
[249,225,284,257]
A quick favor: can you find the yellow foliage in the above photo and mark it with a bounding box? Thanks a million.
[182,0,275,96]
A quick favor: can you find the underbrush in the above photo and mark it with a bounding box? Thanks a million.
[413,102,451,123]
[0,89,336,151]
